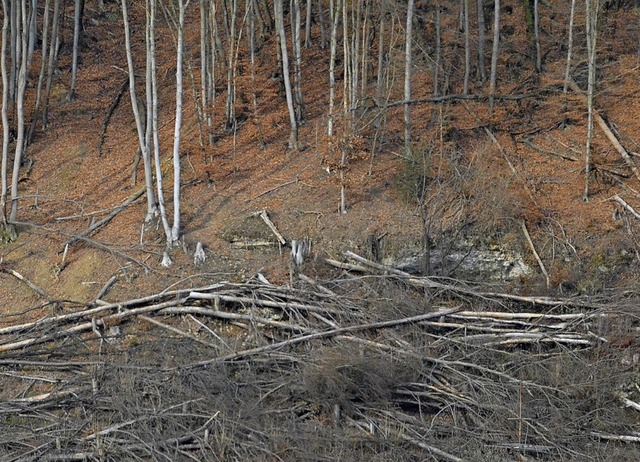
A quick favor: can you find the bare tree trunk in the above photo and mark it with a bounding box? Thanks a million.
[42,0,60,129]
[224,0,237,131]
[122,0,157,222]
[292,0,304,123]
[28,0,51,144]
[488,0,499,115]
[584,0,599,202]
[171,0,186,242]
[433,1,441,97]
[275,0,298,149]
[563,0,577,94]
[317,0,326,49]
[404,0,414,153]
[375,0,386,104]
[476,0,486,84]
[149,0,171,241]
[304,0,312,47]
[463,0,470,94]
[200,0,211,139]
[9,0,28,221]
[0,0,9,224]
[534,0,541,72]
[327,0,340,137]
[68,0,84,100]
[9,0,17,102]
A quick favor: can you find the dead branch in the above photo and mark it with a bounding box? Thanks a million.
[1,267,52,300]
[9,220,150,270]
[612,194,640,220]
[521,220,550,289]
[246,177,298,202]
[97,78,129,157]
[568,77,640,183]
[183,308,461,367]
[253,210,287,245]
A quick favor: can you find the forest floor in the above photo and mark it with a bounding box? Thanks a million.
[2,3,639,314]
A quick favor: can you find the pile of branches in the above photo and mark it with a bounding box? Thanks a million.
[1,253,640,461]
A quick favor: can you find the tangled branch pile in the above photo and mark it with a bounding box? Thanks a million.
[1,253,640,461]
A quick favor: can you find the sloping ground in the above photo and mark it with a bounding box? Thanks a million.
[1,2,640,459]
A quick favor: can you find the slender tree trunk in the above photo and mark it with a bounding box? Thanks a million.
[9,0,17,102]
[225,0,237,131]
[149,0,171,241]
[404,0,414,153]
[375,0,386,104]
[171,0,186,241]
[463,0,470,94]
[476,0,486,84]
[200,0,211,137]
[317,0,326,49]
[534,0,541,72]
[9,0,28,221]
[488,0,499,115]
[304,0,312,47]
[433,1,441,97]
[584,0,599,202]
[28,0,51,144]
[68,0,84,100]
[42,0,60,129]
[327,0,340,137]
[0,0,9,224]
[122,0,157,222]
[563,0,577,94]
[292,0,304,123]
[275,0,298,149]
